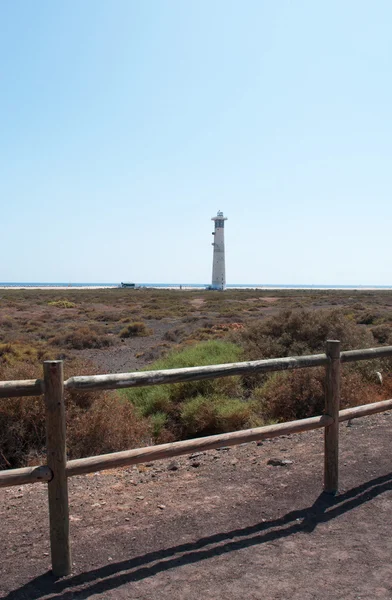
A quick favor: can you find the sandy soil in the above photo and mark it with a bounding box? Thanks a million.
[1,412,391,600]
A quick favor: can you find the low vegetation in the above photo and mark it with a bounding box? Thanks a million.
[48,300,76,309]
[121,340,245,439]
[1,288,392,467]
[121,310,390,441]
[119,321,152,338]
[50,326,113,350]
[0,359,151,469]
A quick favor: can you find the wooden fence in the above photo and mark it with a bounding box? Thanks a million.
[1,340,392,576]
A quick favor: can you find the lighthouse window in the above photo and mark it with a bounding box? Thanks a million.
[215,220,224,228]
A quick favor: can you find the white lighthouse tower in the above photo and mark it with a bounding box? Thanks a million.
[211,210,227,290]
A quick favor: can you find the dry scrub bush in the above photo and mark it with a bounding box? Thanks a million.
[163,327,186,342]
[0,342,51,365]
[231,309,388,424]
[66,392,150,459]
[143,311,171,320]
[48,300,76,309]
[51,325,113,349]
[0,358,150,468]
[0,316,13,329]
[235,309,374,360]
[250,367,384,423]
[355,310,381,325]
[251,369,325,422]
[93,310,124,322]
[0,361,47,468]
[119,321,152,338]
[371,324,392,344]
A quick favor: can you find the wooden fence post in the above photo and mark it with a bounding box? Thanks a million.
[44,360,71,576]
[324,340,341,494]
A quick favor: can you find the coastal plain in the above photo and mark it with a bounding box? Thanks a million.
[1,286,392,373]
[1,287,392,469]
[1,288,392,598]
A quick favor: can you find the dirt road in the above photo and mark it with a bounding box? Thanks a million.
[1,413,391,599]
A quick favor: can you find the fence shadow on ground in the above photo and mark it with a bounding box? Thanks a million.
[5,471,392,600]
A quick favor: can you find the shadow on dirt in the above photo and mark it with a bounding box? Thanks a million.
[5,471,392,600]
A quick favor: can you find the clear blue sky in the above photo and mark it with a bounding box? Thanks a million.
[1,1,391,284]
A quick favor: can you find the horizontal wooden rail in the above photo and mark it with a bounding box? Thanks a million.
[339,398,392,421]
[1,346,392,399]
[1,397,391,488]
[66,414,333,477]
[0,379,43,399]
[65,354,328,392]
[0,465,52,488]
[341,346,392,362]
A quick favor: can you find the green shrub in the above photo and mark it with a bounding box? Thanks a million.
[180,395,253,436]
[147,339,242,370]
[129,386,173,417]
[215,397,254,431]
[121,340,244,437]
[180,396,219,435]
[150,412,168,441]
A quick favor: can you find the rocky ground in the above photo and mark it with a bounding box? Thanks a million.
[1,412,391,599]
[77,318,179,373]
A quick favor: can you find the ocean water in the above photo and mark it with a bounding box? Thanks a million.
[0,282,120,288]
[1,282,392,290]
